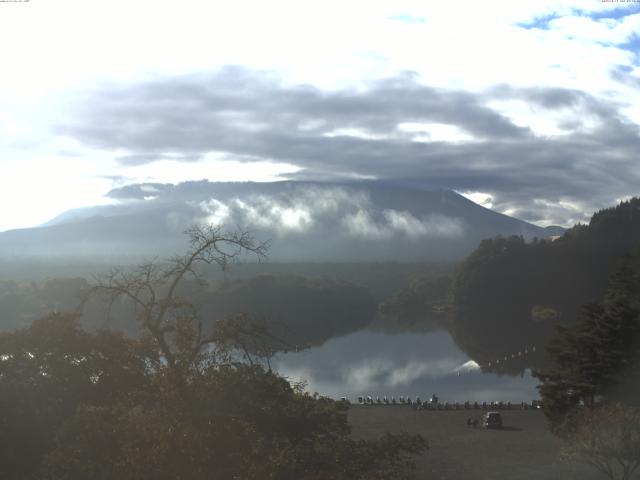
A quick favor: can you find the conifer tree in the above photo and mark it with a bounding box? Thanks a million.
[535,250,640,434]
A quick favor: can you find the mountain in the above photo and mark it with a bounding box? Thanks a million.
[0,180,562,262]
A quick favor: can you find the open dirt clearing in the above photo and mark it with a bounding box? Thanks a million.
[348,406,602,480]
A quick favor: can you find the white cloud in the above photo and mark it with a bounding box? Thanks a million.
[1,0,639,230]
[196,187,465,239]
[398,122,478,143]
[460,192,494,209]
[382,211,465,239]
[140,185,159,194]
[231,198,313,233]
[119,156,301,184]
[387,360,460,387]
[343,358,461,391]
[548,12,640,45]
[322,128,390,140]
[342,210,390,239]
[343,208,466,240]
[485,98,605,137]
[198,199,231,226]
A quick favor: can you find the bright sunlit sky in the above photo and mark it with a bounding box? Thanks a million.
[1,0,639,232]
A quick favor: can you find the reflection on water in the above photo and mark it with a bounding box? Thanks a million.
[273,330,540,402]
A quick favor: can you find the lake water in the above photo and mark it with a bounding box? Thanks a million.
[273,330,540,403]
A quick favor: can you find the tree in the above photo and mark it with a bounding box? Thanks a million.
[33,224,426,479]
[204,274,376,350]
[534,251,640,434]
[0,313,150,479]
[378,273,453,331]
[450,198,640,374]
[562,404,640,480]
[84,224,269,383]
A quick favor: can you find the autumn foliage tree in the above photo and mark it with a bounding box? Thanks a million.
[562,404,640,480]
[0,314,150,479]
[0,225,426,480]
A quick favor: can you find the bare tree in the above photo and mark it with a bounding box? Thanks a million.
[82,224,269,381]
[211,313,298,371]
[562,404,640,480]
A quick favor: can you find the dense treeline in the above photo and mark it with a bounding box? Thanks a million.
[452,197,640,373]
[0,277,90,330]
[377,273,453,332]
[535,249,640,433]
[200,274,376,348]
[0,274,376,349]
[378,198,640,373]
[530,251,640,480]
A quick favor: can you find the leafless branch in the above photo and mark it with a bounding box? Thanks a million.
[78,224,270,380]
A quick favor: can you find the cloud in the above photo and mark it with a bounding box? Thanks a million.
[2,1,640,233]
[55,66,640,227]
[195,185,465,240]
[198,199,231,226]
[384,211,464,239]
[611,65,640,89]
[343,358,461,390]
[272,330,539,400]
[342,210,464,240]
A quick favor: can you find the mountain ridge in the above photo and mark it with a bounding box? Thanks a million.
[0,180,564,262]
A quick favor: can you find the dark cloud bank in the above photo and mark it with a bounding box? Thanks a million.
[59,66,640,226]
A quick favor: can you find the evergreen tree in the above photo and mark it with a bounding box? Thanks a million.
[534,251,640,434]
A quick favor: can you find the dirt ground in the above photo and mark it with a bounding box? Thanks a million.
[348,406,602,480]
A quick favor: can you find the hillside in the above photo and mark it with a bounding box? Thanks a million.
[381,197,640,373]
[0,180,561,263]
[454,197,640,372]
[0,273,377,349]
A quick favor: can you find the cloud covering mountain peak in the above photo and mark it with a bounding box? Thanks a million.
[0,180,562,262]
[195,186,466,241]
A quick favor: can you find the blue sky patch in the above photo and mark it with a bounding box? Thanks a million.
[389,14,426,25]
[587,4,640,20]
[618,33,640,64]
[517,14,560,30]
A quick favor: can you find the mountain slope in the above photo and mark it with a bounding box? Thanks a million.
[0,180,562,262]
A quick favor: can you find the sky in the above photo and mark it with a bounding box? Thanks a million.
[1,0,639,232]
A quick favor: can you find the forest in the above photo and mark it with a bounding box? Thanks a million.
[0,225,426,480]
[381,198,640,375]
[4,198,640,374]
[3,198,640,478]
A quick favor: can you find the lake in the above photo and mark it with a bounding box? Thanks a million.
[273,330,540,403]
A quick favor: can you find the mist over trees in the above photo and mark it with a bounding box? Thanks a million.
[0,225,426,479]
[0,273,377,350]
[5,197,640,378]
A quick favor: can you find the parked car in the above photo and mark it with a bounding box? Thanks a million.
[482,411,503,428]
